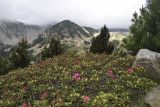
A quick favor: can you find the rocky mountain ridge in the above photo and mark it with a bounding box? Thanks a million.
[0,20,45,45]
[0,19,128,56]
[31,20,99,56]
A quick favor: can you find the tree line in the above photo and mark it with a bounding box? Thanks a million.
[0,25,114,75]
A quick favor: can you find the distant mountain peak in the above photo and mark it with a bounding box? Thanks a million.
[60,20,73,23]
[31,20,98,55]
[41,20,92,39]
[53,20,80,29]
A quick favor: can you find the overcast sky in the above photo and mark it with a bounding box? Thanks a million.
[0,0,146,28]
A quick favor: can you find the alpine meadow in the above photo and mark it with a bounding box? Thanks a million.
[0,0,160,107]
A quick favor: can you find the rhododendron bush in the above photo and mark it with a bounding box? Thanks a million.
[0,54,156,106]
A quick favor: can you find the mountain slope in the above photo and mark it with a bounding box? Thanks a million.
[39,20,92,39]
[0,20,45,45]
[0,54,156,106]
[83,26,99,36]
[31,20,98,55]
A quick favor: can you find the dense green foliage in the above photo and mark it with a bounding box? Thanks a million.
[41,38,64,60]
[10,38,31,68]
[90,25,114,54]
[123,0,160,55]
[0,57,10,75]
[0,54,156,106]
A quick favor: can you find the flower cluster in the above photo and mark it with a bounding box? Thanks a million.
[72,72,81,81]
[39,91,48,100]
[107,69,116,79]
[21,103,32,107]
[127,68,133,74]
[82,96,90,103]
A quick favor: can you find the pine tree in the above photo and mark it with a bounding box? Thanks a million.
[123,0,160,54]
[41,38,64,60]
[90,25,114,54]
[10,38,31,68]
[147,0,160,35]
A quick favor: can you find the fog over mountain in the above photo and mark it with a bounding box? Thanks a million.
[0,0,145,28]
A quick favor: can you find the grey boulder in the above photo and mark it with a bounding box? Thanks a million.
[133,49,160,82]
[145,85,160,107]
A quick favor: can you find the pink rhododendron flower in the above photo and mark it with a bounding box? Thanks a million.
[21,103,32,107]
[107,70,112,76]
[75,60,80,64]
[107,69,116,79]
[21,103,27,107]
[22,85,28,92]
[82,96,90,103]
[39,91,48,100]
[28,104,32,107]
[72,72,81,81]
[127,68,133,74]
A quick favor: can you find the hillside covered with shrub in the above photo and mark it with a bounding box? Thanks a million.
[0,54,156,107]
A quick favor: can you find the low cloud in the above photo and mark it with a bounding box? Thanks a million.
[0,0,146,28]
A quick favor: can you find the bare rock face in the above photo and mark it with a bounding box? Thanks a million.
[0,20,45,45]
[133,49,160,82]
[145,85,160,107]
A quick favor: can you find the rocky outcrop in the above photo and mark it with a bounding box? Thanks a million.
[145,85,160,107]
[133,49,160,82]
[133,49,160,107]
